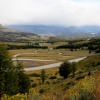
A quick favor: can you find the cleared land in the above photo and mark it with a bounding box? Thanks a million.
[8,41,93,68]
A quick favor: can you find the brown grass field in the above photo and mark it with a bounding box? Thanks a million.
[8,40,94,68]
[9,49,91,60]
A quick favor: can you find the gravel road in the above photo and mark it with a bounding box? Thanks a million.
[24,56,87,71]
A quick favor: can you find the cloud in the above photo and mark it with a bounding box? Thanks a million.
[0,0,100,26]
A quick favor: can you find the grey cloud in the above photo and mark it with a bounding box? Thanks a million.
[0,0,100,26]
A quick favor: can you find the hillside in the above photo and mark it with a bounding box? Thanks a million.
[0,24,38,42]
[0,24,16,32]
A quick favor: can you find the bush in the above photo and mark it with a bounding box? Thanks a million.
[29,73,40,77]
[31,80,34,82]
[65,81,75,90]
[55,72,58,75]
[67,76,95,100]
[76,75,86,80]
[49,76,57,79]
[46,81,50,85]
[97,62,100,65]
[39,88,45,93]
[31,83,37,87]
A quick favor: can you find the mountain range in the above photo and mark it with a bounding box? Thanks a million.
[6,25,100,37]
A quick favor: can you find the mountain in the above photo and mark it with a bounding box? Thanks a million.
[6,25,100,37]
[0,24,38,42]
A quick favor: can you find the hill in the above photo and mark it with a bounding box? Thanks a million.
[0,24,38,42]
[0,24,16,32]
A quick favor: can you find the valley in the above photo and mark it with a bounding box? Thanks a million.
[0,24,100,100]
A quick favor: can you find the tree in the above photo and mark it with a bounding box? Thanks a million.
[40,69,46,84]
[71,62,77,77]
[16,61,31,94]
[59,61,72,79]
[0,45,18,98]
[0,45,31,98]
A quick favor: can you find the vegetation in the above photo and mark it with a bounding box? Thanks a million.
[59,61,72,79]
[7,44,48,50]
[0,45,30,98]
[55,38,100,53]
[1,37,100,100]
[40,69,47,84]
[67,76,95,100]
[71,62,77,77]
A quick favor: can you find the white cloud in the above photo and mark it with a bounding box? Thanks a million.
[0,0,100,26]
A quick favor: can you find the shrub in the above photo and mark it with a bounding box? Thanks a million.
[49,76,57,79]
[67,76,95,100]
[31,80,34,82]
[39,88,45,93]
[55,72,58,75]
[31,83,37,87]
[46,81,50,85]
[64,81,75,90]
[97,61,100,65]
[29,73,40,77]
[76,75,86,80]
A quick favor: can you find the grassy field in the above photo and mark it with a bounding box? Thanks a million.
[9,48,92,68]
[0,42,27,45]
[9,49,91,60]
[8,41,94,68]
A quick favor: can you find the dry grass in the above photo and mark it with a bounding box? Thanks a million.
[25,67,59,75]
[9,48,92,67]
[9,49,91,60]
[40,42,68,48]
[74,40,89,45]
[0,42,27,45]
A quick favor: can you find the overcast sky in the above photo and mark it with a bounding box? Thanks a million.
[0,0,100,26]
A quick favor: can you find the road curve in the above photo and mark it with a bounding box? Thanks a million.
[24,56,87,71]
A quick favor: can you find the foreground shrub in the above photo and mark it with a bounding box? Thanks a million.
[1,88,48,100]
[67,76,95,100]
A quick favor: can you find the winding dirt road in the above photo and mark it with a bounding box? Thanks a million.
[13,53,86,71]
[24,57,86,71]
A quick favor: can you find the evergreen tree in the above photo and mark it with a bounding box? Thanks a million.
[40,69,46,84]
[16,61,31,93]
[0,45,31,98]
[0,45,18,97]
[71,62,77,77]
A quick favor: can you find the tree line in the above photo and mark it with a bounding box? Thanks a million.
[7,45,48,50]
[55,38,100,53]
